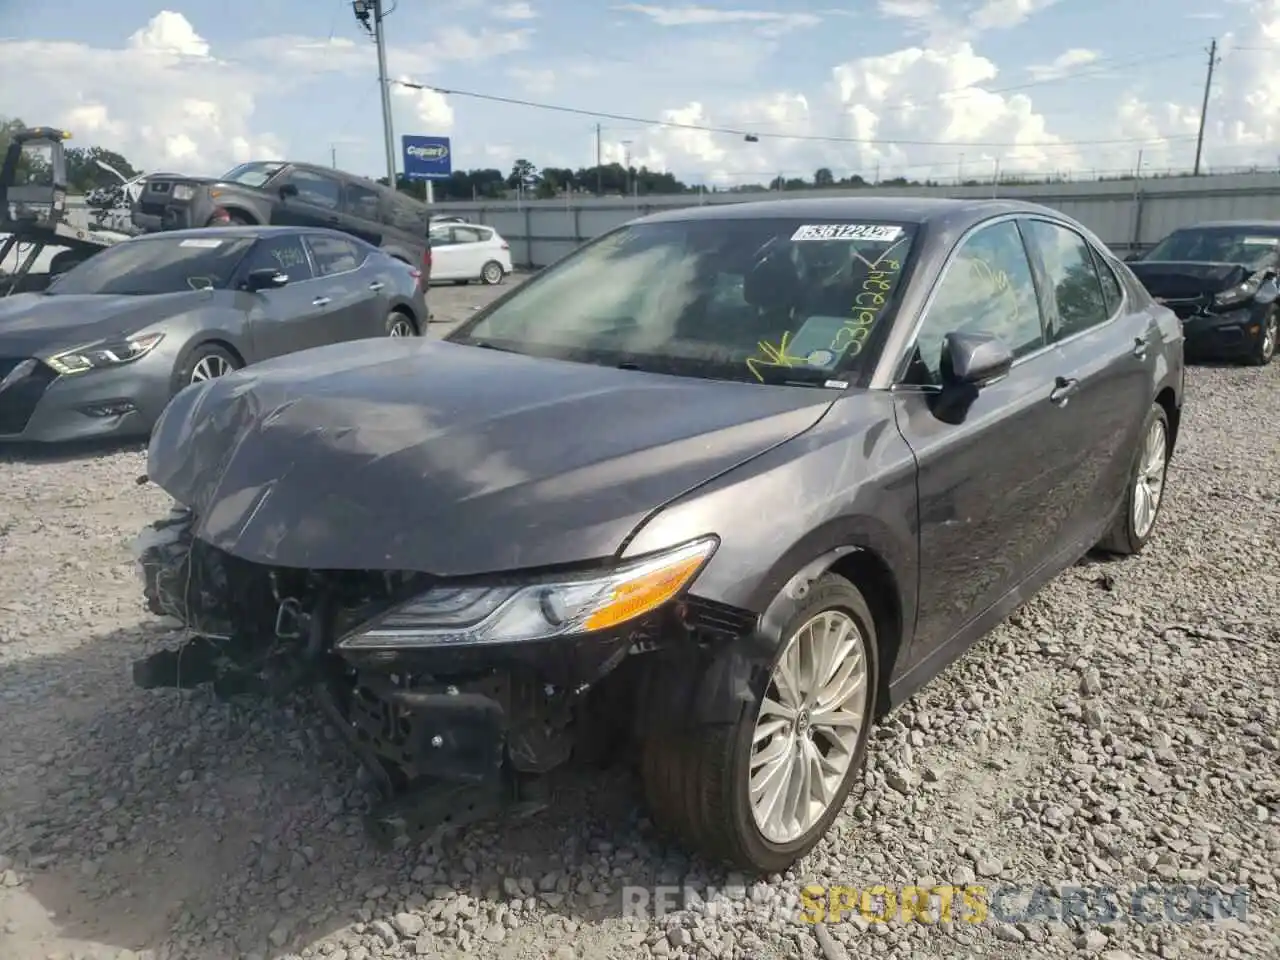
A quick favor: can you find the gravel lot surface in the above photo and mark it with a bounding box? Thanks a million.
[1,285,1277,960]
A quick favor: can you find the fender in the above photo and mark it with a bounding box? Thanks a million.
[685,546,865,726]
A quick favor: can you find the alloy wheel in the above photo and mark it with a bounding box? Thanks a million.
[1132,417,1167,540]
[1263,313,1277,362]
[190,355,232,384]
[748,610,869,845]
[388,317,414,337]
[482,262,503,284]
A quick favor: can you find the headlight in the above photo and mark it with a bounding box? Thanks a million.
[337,537,718,650]
[1213,276,1261,308]
[47,332,165,375]
[171,185,195,201]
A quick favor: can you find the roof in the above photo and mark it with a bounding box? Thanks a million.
[124,225,359,243]
[1176,220,1280,230]
[635,195,1062,226]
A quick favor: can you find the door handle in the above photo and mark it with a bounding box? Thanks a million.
[368,281,385,291]
[1132,335,1148,360]
[1049,376,1079,406]
[312,296,331,307]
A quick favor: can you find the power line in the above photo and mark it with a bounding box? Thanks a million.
[392,78,1199,148]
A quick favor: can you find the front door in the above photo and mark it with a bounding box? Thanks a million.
[891,217,1083,666]
[302,233,383,342]
[234,233,323,360]
[272,168,344,231]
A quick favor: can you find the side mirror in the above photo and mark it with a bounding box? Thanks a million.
[278,183,298,199]
[941,331,1013,386]
[245,267,288,291]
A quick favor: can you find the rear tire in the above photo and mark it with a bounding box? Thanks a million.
[1096,403,1170,556]
[481,260,505,285]
[640,573,878,873]
[175,343,240,392]
[1248,306,1277,366]
[386,311,416,337]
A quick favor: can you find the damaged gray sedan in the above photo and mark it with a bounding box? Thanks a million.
[133,197,1184,873]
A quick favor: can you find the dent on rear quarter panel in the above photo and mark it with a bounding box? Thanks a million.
[622,390,919,621]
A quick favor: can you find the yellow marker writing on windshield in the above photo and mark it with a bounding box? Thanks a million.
[746,330,807,382]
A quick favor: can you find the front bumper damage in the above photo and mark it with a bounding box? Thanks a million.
[131,506,752,848]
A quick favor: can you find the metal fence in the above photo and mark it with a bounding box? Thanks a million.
[434,171,1280,268]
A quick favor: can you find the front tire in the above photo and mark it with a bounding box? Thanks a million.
[176,343,240,391]
[1249,306,1277,366]
[641,573,878,873]
[1096,403,1170,556]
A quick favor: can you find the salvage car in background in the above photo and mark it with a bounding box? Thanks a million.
[0,226,425,443]
[132,197,1182,873]
[131,160,432,273]
[1127,220,1279,366]
[428,222,512,285]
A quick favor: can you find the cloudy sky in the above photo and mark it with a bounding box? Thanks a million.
[1,0,1278,187]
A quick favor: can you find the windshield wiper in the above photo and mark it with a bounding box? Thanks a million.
[748,364,846,387]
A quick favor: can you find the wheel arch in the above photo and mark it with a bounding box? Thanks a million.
[215,205,259,225]
[682,528,912,729]
[1154,385,1179,455]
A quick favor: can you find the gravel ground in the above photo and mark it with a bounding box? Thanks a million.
[1,293,1277,960]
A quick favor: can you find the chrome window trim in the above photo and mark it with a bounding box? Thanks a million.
[300,233,369,280]
[875,212,1128,389]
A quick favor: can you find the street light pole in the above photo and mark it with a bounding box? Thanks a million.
[370,0,400,194]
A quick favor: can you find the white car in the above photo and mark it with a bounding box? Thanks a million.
[428,223,513,285]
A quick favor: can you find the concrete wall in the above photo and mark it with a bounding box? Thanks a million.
[434,172,1280,269]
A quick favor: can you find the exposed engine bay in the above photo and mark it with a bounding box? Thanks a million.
[131,505,756,849]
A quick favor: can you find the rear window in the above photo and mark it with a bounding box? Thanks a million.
[449,217,918,387]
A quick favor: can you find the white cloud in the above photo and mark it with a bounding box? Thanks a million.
[1027,48,1099,81]
[969,0,1061,32]
[616,4,820,32]
[392,78,455,131]
[493,1,539,19]
[507,66,557,96]
[0,11,283,173]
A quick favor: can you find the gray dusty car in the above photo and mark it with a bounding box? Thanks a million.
[132,197,1184,872]
[0,225,426,443]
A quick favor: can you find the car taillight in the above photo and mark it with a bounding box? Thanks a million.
[423,248,432,269]
[409,268,422,282]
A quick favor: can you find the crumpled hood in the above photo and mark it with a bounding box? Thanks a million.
[0,291,208,355]
[146,338,836,575]
[1127,260,1250,299]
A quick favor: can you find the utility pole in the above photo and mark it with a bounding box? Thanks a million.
[594,123,602,196]
[1193,38,1219,176]
[371,0,401,196]
[621,139,632,196]
[331,144,337,169]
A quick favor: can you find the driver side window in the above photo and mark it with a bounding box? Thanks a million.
[907,220,1044,384]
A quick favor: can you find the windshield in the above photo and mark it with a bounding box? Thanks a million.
[448,218,918,386]
[1143,227,1280,270]
[47,236,254,296]
[219,161,284,188]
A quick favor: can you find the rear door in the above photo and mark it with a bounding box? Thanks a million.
[272,168,344,231]
[302,233,384,342]
[233,234,322,360]
[339,178,385,246]
[891,217,1085,667]
[1020,218,1155,542]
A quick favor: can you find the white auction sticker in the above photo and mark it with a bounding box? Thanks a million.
[179,238,224,248]
[1242,236,1279,245]
[791,223,903,243]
